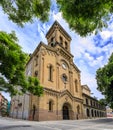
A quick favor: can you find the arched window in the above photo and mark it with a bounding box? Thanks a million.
[90,100,92,106]
[50,37,55,47]
[48,64,53,81]
[86,98,88,105]
[34,70,38,77]
[35,55,38,66]
[65,41,68,50]
[59,36,63,45]
[75,80,78,92]
[49,100,53,111]
[62,74,67,83]
[51,37,54,42]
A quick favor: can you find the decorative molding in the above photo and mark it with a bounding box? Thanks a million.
[44,88,83,103]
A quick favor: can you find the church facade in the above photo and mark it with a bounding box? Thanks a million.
[10,21,106,121]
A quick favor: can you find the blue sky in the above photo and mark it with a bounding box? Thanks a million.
[1,1,113,101]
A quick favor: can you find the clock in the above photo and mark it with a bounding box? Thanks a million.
[62,63,67,69]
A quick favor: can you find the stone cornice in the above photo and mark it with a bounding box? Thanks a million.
[26,42,56,66]
[83,104,106,111]
[44,88,83,103]
[72,63,81,73]
[26,41,80,73]
[82,93,98,101]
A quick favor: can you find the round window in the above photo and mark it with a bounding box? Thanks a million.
[62,74,67,83]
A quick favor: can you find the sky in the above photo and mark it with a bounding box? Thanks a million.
[0,1,113,101]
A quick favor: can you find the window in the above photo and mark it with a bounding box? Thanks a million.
[90,100,92,106]
[34,71,38,77]
[35,55,38,66]
[59,36,63,45]
[93,101,95,106]
[48,64,53,81]
[49,100,53,111]
[65,41,68,49]
[50,37,55,47]
[51,37,54,42]
[86,98,88,105]
[75,80,78,92]
[62,74,67,83]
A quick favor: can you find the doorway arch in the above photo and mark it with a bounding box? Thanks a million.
[86,108,90,117]
[62,103,72,120]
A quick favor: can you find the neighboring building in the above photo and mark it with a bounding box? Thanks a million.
[106,107,113,117]
[10,93,30,119]
[0,93,2,116]
[0,93,8,116]
[10,21,106,121]
[82,85,106,118]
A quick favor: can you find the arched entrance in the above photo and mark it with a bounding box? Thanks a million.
[86,108,90,117]
[62,103,71,120]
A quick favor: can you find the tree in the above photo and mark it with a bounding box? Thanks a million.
[27,77,43,97]
[0,0,113,36]
[96,53,113,108]
[0,31,43,96]
[57,0,113,36]
[99,98,107,106]
[0,0,51,27]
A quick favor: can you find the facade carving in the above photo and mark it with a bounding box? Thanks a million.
[10,21,106,121]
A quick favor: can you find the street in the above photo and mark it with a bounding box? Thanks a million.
[0,117,113,130]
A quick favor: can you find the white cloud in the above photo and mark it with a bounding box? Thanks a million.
[100,30,113,40]
[53,12,62,21]
[80,67,104,99]
[84,52,94,61]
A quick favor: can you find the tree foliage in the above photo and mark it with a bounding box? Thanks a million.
[0,0,113,36]
[99,98,107,106]
[57,0,113,36]
[96,53,113,108]
[27,77,43,97]
[0,0,51,27]
[0,31,43,96]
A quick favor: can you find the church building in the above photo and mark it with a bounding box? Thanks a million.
[10,21,106,121]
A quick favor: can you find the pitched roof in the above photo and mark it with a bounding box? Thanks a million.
[46,20,72,40]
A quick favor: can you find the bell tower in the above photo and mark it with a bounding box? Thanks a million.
[46,21,72,52]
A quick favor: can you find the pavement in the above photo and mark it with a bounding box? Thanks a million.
[0,117,113,130]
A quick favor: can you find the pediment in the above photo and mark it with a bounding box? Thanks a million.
[60,90,73,101]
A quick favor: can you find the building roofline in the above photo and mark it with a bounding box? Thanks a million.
[46,20,72,40]
[82,93,98,101]
[82,84,91,91]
